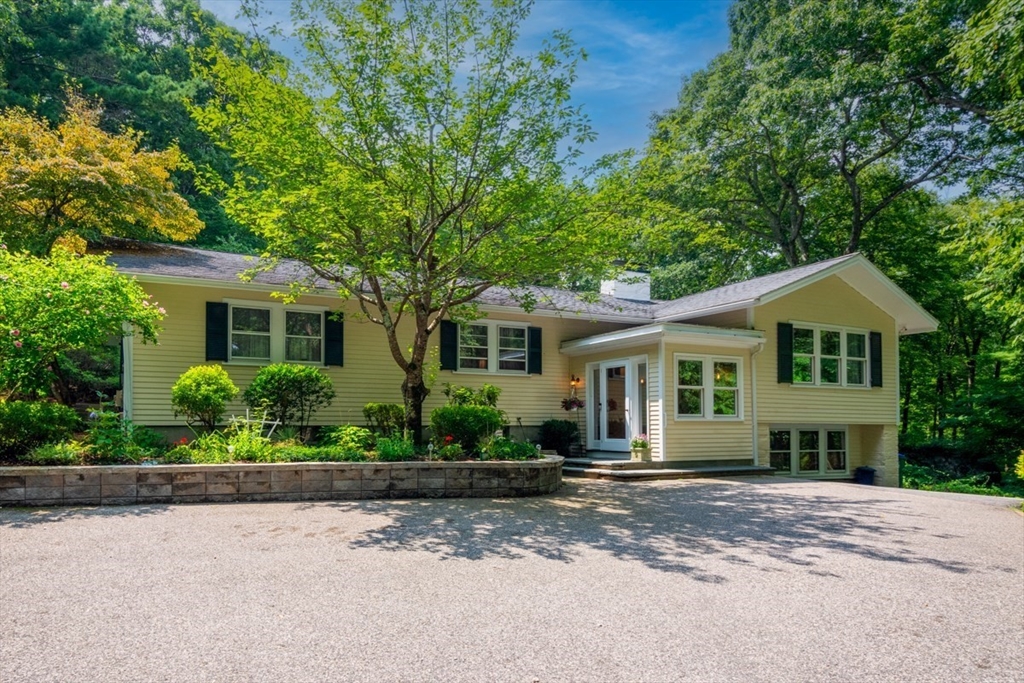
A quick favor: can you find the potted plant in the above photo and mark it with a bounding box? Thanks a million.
[630,434,651,462]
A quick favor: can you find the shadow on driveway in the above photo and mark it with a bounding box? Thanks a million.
[0,504,170,528]
[309,477,992,582]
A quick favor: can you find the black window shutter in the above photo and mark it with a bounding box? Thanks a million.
[439,320,458,371]
[206,302,229,362]
[324,313,344,366]
[777,322,793,383]
[869,331,883,387]
[527,326,543,375]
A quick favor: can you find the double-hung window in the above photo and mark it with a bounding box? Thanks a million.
[457,321,528,374]
[791,324,869,387]
[770,426,848,475]
[675,354,742,420]
[231,307,272,361]
[227,302,326,364]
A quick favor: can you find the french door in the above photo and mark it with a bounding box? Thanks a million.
[587,357,648,452]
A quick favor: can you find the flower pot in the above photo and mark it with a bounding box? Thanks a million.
[631,447,652,462]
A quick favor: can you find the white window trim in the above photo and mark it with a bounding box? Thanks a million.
[456,320,530,375]
[673,353,744,421]
[224,298,329,366]
[789,321,871,389]
[768,425,850,476]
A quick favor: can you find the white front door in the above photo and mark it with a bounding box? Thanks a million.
[588,360,632,451]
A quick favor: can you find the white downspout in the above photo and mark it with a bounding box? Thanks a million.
[750,341,765,467]
[121,323,134,421]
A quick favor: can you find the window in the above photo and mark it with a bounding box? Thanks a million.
[231,307,271,360]
[769,426,848,475]
[459,324,489,370]
[675,354,742,419]
[677,359,703,416]
[456,321,529,374]
[227,302,326,364]
[498,326,527,372]
[285,311,323,363]
[791,324,869,387]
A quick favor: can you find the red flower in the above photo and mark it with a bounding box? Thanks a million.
[444,435,453,444]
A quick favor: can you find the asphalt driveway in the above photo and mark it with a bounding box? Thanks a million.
[1,477,1022,683]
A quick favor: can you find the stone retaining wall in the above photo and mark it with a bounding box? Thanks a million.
[0,456,563,507]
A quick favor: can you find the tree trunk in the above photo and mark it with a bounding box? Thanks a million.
[402,368,429,445]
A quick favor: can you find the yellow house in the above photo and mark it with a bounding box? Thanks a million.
[110,243,937,487]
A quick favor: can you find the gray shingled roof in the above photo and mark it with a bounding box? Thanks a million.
[102,241,860,323]
[103,242,654,320]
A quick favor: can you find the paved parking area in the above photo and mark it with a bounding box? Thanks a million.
[1,477,1022,682]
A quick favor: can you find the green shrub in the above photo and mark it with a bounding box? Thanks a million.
[0,401,80,456]
[442,382,501,407]
[320,425,375,452]
[433,442,465,461]
[243,364,335,434]
[21,441,85,466]
[901,462,1024,497]
[184,431,231,464]
[481,436,537,461]
[362,403,404,437]
[223,418,275,462]
[375,436,416,462]
[429,404,504,454]
[161,445,193,464]
[539,419,579,456]
[171,365,238,431]
[84,411,166,464]
[274,445,369,462]
[1016,451,1024,480]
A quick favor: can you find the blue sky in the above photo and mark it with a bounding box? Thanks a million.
[203,0,733,165]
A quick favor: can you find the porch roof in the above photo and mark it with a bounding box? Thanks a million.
[559,323,765,356]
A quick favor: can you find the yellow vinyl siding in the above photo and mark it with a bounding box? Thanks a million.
[130,281,626,427]
[423,312,624,426]
[753,274,898,425]
[567,345,660,456]
[662,342,754,461]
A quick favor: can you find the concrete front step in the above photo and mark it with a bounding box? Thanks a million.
[563,465,775,482]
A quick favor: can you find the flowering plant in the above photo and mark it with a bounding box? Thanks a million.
[630,434,650,449]
[561,396,585,411]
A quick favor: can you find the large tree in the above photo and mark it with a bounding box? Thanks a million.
[0,0,262,248]
[643,0,987,268]
[0,92,203,255]
[195,0,623,439]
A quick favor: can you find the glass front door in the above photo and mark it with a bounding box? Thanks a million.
[587,358,646,452]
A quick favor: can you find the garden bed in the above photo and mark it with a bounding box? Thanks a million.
[0,455,564,507]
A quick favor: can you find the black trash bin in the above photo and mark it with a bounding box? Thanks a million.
[854,466,876,485]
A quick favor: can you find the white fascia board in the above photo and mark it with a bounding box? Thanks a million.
[560,323,764,356]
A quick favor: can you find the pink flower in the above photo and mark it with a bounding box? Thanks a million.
[13,340,22,348]
[60,282,70,290]
[158,307,166,315]
[84,309,90,315]
[142,300,150,307]
[8,329,18,337]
